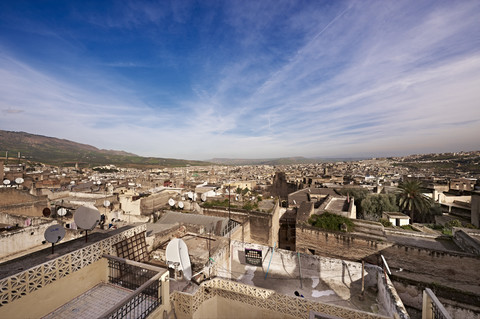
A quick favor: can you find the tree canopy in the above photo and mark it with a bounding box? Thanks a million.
[397,180,432,223]
[361,194,398,221]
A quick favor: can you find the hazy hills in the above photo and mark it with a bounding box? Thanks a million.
[0,130,368,168]
[0,130,210,168]
[208,156,368,165]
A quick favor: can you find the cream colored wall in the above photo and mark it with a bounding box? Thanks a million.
[0,221,57,258]
[119,194,142,215]
[192,296,297,319]
[148,271,172,319]
[0,258,108,319]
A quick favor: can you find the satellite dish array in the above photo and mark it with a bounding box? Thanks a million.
[168,198,184,209]
[39,204,101,253]
[2,178,24,188]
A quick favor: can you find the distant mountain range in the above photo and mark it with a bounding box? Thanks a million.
[0,130,210,168]
[0,130,368,168]
[208,156,367,165]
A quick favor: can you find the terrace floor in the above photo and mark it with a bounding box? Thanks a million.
[42,283,133,319]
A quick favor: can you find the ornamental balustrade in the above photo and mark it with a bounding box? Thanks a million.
[422,288,452,319]
[0,224,146,307]
[171,278,391,319]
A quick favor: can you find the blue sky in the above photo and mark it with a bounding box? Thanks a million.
[1,1,480,160]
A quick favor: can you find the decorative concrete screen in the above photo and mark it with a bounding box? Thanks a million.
[0,224,146,307]
[245,249,262,266]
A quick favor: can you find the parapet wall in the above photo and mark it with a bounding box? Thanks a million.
[296,224,480,283]
[453,228,480,255]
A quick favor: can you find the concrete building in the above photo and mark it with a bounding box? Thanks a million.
[382,212,411,227]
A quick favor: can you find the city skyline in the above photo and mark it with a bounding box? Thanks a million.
[1,1,480,160]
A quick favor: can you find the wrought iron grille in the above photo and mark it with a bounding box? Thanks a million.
[431,300,449,319]
[106,280,160,319]
[108,258,157,292]
[103,256,163,319]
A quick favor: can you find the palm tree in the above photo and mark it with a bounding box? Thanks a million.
[397,180,432,223]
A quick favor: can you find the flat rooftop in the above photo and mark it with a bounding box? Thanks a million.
[0,225,136,279]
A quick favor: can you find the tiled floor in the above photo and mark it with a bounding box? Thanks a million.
[42,283,132,319]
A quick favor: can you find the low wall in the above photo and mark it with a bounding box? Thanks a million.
[0,221,57,258]
[0,258,108,319]
[392,276,480,319]
[295,225,480,314]
[0,211,51,227]
[453,228,480,255]
[172,278,393,319]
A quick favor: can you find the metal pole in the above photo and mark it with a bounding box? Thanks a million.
[297,252,303,289]
[361,260,365,295]
[264,242,276,280]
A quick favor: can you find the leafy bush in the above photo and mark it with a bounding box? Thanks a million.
[400,225,417,231]
[202,199,231,208]
[379,218,393,228]
[308,212,354,232]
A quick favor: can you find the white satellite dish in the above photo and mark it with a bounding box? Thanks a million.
[15,177,24,184]
[44,224,66,244]
[3,179,10,185]
[74,206,100,229]
[44,224,66,254]
[187,192,193,199]
[178,201,184,209]
[168,198,175,207]
[96,181,101,185]
[165,238,192,280]
[70,181,75,185]
[57,208,67,216]
[201,193,207,202]
[74,206,100,242]
[103,200,111,207]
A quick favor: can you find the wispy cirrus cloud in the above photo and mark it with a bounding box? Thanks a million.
[0,0,479,159]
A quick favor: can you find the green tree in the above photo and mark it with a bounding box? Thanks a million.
[338,187,369,217]
[397,180,432,223]
[361,194,398,221]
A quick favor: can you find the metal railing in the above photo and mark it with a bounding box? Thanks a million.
[101,255,165,319]
[422,288,452,319]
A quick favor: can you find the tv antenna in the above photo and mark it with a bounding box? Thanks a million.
[74,205,100,242]
[44,224,66,254]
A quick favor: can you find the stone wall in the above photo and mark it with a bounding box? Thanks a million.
[295,224,480,313]
[0,221,57,258]
[453,228,480,255]
[0,211,50,227]
[471,192,480,227]
[202,205,279,247]
[392,277,480,319]
[0,188,49,217]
